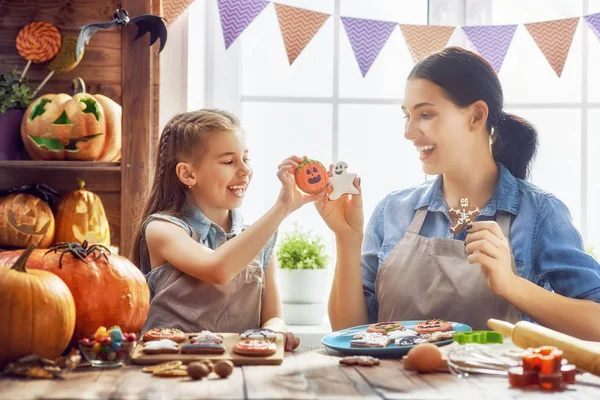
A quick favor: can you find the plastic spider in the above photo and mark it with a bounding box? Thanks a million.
[46,240,111,268]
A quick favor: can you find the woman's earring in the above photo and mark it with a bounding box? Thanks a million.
[188,185,192,189]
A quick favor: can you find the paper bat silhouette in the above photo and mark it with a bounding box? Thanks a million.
[76,8,167,61]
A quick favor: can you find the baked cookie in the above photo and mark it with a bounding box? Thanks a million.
[339,356,381,366]
[143,328,186,343]
[449,197,480,235]
[421,331,456,343]
[367,322,405,334]
[240,328,277,342]
[233,339,277,357]
[142,339,180,354]
[414,319,452,334]
[294,158,329,195]
[142,361,183,374]
[350,332,392,348]
[181,342,226,355]
[190,330,223,344]
[153,366,188,378]
[395,336,428,346]
[387,329,417,340]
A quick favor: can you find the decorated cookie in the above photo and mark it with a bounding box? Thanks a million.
[350,332,392,348]
[387,329,418,340]
[240,328,277,342]
[233,339,277,357]
[395,336,428,346]
[142,339,180,354]
[181,342,226,355]
[328,161,359,201]
[367,321,405,334]
[414,319,452,334]
[294,158,328,195]
[339,356,381,366]
[142,361,183,374]
[143,328,186,343]
[449,197,480,235]
[421,330,456,343]
[191,330,223,344]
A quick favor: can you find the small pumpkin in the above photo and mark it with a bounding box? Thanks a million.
[0,245,76,368]
[0,242,150,346]
[294,158,328,194]
[21,78,121,161]
[0,193,55,248]
[53,179,110,247]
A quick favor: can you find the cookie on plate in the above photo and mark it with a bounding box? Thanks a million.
[143,328,186,343]
[395,336,428,346]
[413,319,452,334]
[421,331,456,343]
[350,332,392,348]
[387,329,417,340]
[240,328,277,342]
[233,339,277,357]
[367,322,405,334]
[181,342,226,355]
[142,339,180,354]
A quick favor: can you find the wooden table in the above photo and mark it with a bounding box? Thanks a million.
[2,345,600,400]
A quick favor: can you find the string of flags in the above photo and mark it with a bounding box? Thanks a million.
[164,0,600,78]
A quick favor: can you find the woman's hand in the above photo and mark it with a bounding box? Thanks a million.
[275,155,326,215]
[465,221,518,297]
[314,164,364,239]
[282,331,300,352]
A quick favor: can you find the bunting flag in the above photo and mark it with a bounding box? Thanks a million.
[584,13,600,41]
[163,0,195,25]
[525,18,579,77]
[218,0,270,49]
[462,25,517,73]
[399,24,455,63]
[341,17,397,76]
[274,3,330,65]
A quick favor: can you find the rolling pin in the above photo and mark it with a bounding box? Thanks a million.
[488,319,600,376]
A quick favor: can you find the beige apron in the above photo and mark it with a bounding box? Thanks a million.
[140,214,263,333]
[375,207,521,330]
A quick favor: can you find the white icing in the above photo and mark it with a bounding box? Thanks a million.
[329,161,359,201]
[386,329,417,339]
[143,339,179,351]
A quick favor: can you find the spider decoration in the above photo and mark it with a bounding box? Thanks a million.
[45,240,111,268]
[0,183,60,207]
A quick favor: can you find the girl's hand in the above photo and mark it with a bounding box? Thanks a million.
[282,331,300,352]
[465,221,518,297]
[314,164,364,239]
[276,155,326,215]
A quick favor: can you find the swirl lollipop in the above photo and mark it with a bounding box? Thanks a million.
[16,21,61,80]
[32,36,84,97]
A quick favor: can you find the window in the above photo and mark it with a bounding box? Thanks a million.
[182,0,600,258]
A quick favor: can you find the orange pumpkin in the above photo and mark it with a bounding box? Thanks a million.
[21,78,121,161]
[54,179,110,247]
[0,193,55,248]
[0,245,76,368]
[294,158,328,194]
[0,242,150,346]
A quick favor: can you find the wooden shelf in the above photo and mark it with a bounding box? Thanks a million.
[0,161,120,172]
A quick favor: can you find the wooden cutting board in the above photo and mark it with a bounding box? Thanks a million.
[131,333,284,366]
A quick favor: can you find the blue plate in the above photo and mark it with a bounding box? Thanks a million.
[321,320,472,357]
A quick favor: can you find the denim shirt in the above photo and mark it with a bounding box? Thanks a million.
[362,163,600,323]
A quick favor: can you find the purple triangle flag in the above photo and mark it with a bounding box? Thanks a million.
[462,25,518,73]
[341,17,397,77]
[218,0,270,49]
[585,13,600,41]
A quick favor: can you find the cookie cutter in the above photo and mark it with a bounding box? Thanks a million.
[454,331,504,345]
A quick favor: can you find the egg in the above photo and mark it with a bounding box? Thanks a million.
[404,343,445,373]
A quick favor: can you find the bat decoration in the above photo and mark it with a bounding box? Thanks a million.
[76,8,167,61]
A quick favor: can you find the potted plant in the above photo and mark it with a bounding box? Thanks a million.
[0,68,33,160]
[277,224,330,325]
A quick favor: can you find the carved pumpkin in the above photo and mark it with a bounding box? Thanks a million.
[0,242,150,346]
[0,193,55,248]
[0,245,76,368]
[54,179,110,247]
[20,78,122,161]
[294,158,328,194]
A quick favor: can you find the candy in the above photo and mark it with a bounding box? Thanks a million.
[92,343,101,353]
[32,36,84,97]
[110,327,124,342]
[16,22,61,63]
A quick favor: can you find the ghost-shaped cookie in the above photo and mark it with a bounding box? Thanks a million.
[329,161,359,201]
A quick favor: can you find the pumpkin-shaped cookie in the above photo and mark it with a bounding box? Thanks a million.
[294,158,328,194]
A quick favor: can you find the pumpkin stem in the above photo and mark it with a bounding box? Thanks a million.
[11,244,36,273]
[76,179,85,190]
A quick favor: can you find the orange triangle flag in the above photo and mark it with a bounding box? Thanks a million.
[399,24,455,63]
[163,0,195,25]
[274,3,330,65]
[525,17,579,77]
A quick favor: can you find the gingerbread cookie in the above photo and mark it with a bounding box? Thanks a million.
[449,197,480,235]
[340,356,381,366]
[395,336,428,346]
[329,161,359,201]
[414,319,452,334]
[143,328,186,343]
[181,342,226,355]
[153,366,188,378]
[240,328,277,342]
[294,158,328,195]
[350,332,392,348]
[421,330,456,343]
[142,339,180,354]
[367,321,405,334]
[387,329,418,340]
[142,361,183,374]
[233,339,277,357]
[190,330,223,344]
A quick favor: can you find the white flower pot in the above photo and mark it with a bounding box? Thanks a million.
[278,268,330,304]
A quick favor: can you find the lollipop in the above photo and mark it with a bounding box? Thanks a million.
[32,36,84,97]
[16,21,61,80]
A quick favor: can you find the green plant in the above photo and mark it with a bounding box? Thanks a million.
[0,68,34,113]
[277,225,328,270]
[586,246,597,261]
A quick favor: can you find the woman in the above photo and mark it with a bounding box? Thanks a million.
[316,47,600,340]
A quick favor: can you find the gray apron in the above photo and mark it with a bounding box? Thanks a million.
[140,214,263,333]
[375,207,521,330]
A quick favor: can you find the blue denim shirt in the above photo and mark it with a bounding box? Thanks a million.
[362,163,600,323]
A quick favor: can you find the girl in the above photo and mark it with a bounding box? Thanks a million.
[131,109,324,350]
[318,47,600,340]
